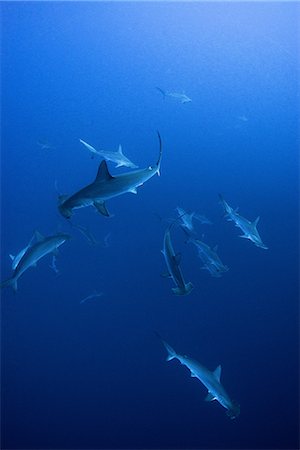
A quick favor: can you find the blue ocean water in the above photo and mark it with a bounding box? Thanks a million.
[1,2,299,449]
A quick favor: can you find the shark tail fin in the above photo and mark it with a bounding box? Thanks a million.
[155,332,177,361]
[156,87,166,98]
[1,277,18,292]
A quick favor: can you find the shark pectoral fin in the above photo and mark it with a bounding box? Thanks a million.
[52,248,59,257]
[94,201,110,217]
[205,392,216,402]
[173,253,181,265]
[34,231,45,242]
[9,254,15,261]
[213,365,222,381]
[128,187,138,194]
[95,160,114,182]
[1,277,18,292]
[160,272,171,278]
[239,235,249,239]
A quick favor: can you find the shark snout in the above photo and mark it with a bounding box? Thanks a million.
[58,204,72,219]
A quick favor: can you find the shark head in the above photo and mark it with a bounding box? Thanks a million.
[58,195,72,219]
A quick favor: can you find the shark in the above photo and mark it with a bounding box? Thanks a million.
[161,223,193,296]
[1,231,70,291]
[219,194,268,249]
[37,140,55,150]
[79,139,138,169]
[71,223,101,246]
[176,206,211,236]
[157,335,240,419]
[59,132,162,219]
[156,87,192,104]
[187,236,229,278]
[79,139,100,159]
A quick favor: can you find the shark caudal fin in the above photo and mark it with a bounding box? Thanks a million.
[155,332,177,361]
[0,277,18,292]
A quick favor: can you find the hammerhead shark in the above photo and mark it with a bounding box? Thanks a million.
[59,132,162,219]
[79,139,138,169]
[219,194,268,249]
[161,222,193,296]
[186,235,229,277]
[156,87,192,104]
[157,334,240,419]
[1,231,70,291]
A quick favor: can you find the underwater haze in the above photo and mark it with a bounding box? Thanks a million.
[1,2,299,449]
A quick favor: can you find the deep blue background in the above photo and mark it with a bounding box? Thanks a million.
[1,2,299,449]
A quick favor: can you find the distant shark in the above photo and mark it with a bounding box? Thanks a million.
[59,132,162,219]
[1,231,70,291]
[161,223,193,296]
[186,235,229,277]
[157,334,240,419]
[219,194,268,249]
[156,87,192,104]
[79,139,138,169]
[176,206,211,236]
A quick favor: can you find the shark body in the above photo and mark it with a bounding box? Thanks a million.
[219,194,268,249]
[188,238,229,277]
[59,132,162,219]
[80,139,138,168]
[156,87,192,104]
[1,231,70,291]
[176,206,211,236]
[158,336,240,419]
[161,225,193,296]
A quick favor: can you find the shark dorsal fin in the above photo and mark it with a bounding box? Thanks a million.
[213,365,222,381]
[34,231,45,242]
[117,145,123,155]
[95,160,114,182]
